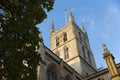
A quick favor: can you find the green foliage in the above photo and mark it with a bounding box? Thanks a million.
[0,0,54,80]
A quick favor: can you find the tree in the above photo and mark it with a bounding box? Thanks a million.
[0,0,54,80]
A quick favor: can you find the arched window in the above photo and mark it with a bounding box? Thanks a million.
[64,46,69,60]
[56,37,60,46]
[82,46,86,59]
[87,51,91,64]
[46,64,57,80]
[79,32,81,41]
[55,51,60,57]
[63,32,67,42]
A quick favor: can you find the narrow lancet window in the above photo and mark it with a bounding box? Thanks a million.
[64,46,69,60]
[56,37,60,46]
[63,32,67,42]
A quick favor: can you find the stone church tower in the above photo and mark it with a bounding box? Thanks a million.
[50,10,97,77]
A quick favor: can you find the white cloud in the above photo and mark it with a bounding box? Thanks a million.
[108,6,120,18]
[81,17,95,30]
[102,6,120,32]
[109,7,120,15]
[90,20,95,30]
[101,33,109,40]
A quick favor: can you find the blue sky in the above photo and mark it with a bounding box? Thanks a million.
[37,0,120,68]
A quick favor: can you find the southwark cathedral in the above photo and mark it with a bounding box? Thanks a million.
[37,11,120,80]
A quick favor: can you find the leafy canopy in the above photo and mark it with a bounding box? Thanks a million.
[0,0,54,80]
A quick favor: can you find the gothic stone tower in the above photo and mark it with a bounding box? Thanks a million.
[50,11,97,77]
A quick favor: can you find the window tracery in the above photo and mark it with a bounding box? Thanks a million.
[63,32,67,42]
[56,37,60,46]
[64,46,69,60]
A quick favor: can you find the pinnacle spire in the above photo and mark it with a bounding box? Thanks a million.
[50,20,54,33]
[81,22,86,33]
[102,44,120,80]
[68,9,74,23]
[102,44,111,56]
[102,44,109,53]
